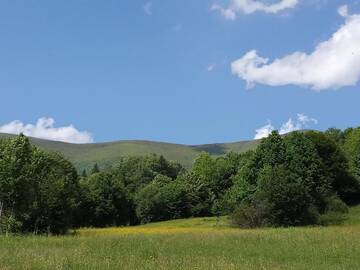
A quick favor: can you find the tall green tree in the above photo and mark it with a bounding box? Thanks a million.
[284,132,332,210]
[26,150,80,234]
[0,135,33,234]
[0,135,80,234]
[256,165,318,226]
[81,169,88,178]
[306,131,360,203]
[344,128,360,181]
[91,163,100,175]
[135,179,191,224]
[79,171,133,227]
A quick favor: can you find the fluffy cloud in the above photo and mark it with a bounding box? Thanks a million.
[279,113,318,134]
[212,0,298,19]
[254,121,274,139]
[143,2,152,15]
[337,5,348,18]
[254,114,317,139]
[232,6,360,90]
[211,4,236,20]
[0,117,94,144]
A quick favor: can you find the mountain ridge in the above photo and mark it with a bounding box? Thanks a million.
[0,133,260,171]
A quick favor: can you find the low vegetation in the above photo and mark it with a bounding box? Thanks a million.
[0,205,359,270]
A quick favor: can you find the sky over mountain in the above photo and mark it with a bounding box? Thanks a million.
[0,0,359,144]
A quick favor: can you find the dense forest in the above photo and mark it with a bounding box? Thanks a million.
[0,128,359,235]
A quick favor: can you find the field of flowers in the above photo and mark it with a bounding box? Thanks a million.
[0,206,359,270]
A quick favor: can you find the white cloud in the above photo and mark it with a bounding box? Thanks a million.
[279,119,297,135]
[212,0,298,19]
[207,63,216,72]
[211,4,236,20]
[0,117,94,144]
[254,114,317,139]
[254,121,274,139]
[143,2,152,16]
[338,5,348,18]
[232,7,360,90]
[297,113,318,125]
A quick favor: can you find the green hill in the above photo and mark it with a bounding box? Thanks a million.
[0,133,260,171]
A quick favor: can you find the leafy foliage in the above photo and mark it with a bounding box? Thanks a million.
[229,131,354,227]
[0,135,79,234]
[306,131,360,203]
[136,179,191,224]
[1,127,360,234]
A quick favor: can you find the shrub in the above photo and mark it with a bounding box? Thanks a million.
[319,211,347,226]
[324,195,349,214]
[0,215,22,235]
[256,165,320,227]
[230,200,271,228]
[319,196,349,226]
[135,179,191,224]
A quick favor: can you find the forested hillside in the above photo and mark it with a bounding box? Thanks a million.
[0,127,359,235]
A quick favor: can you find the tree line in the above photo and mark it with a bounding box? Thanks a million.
[0,128,359,234]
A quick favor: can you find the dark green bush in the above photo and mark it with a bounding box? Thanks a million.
[319,212,347,226]
[135,179,191,224]
[319,196,349,225]
[230,200,271,228]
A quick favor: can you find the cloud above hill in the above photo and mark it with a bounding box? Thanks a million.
[212,0,298,20]
[0,117,94,144]
[254,113,317,139]
[231,5,360,90]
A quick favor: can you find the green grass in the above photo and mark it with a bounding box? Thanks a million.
[344,204,360,225]
[0,205,359,270]
[0,133,260,171]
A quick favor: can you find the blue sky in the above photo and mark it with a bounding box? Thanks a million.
[0,0,360,144]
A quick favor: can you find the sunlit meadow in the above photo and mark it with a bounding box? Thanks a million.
[0,206,359,270]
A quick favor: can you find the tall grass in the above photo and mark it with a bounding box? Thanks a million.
[0,206,359,270]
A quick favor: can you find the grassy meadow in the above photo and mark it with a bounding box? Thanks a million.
[0,206,359,270]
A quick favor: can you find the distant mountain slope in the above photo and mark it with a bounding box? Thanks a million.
[0,133,260,171]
